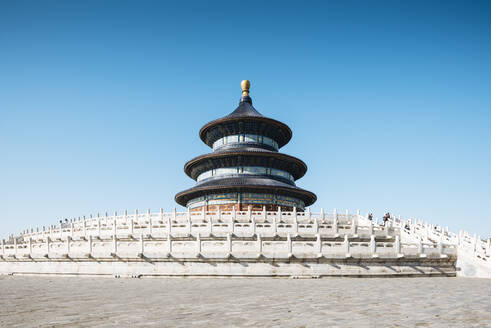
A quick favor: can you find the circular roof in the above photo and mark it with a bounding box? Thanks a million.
[175,80,317,209]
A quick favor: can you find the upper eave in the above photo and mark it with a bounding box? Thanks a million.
[199,116,292,149]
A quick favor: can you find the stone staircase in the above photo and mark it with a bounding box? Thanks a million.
[390,216,491,278]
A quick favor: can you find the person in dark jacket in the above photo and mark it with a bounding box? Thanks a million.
[383,212,390,226]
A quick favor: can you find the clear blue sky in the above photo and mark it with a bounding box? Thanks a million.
[1,1,490,239]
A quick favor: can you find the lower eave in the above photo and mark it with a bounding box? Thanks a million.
[175,179,317,207]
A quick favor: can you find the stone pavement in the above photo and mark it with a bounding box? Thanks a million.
[0,276,490,327]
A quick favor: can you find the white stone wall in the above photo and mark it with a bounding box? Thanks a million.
[0,259,456,278]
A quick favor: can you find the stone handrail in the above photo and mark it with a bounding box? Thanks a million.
[1,232,454,261]
[389,216,490,266]
[18,209,375,241]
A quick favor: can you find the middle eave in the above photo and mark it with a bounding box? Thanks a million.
[184,149,308,181]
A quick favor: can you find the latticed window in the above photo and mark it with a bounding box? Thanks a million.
[212,134,279,150]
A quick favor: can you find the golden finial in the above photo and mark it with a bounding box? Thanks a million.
[241,80,250,97]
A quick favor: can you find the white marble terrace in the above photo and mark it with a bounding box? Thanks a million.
[2,208,458,262]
